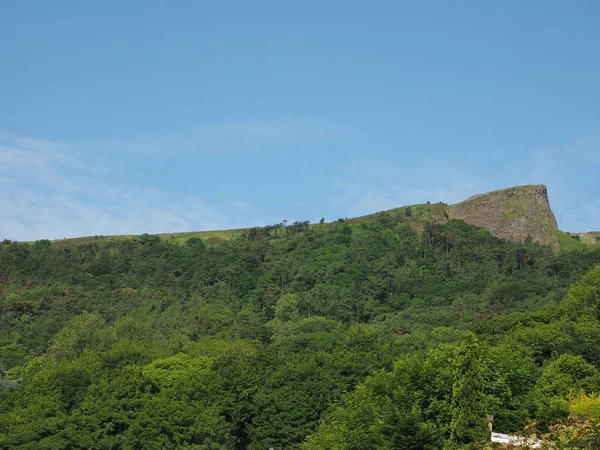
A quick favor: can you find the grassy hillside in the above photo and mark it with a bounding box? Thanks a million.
[557,230,592,252]
[575,231,600,247]
[51,228,247,247]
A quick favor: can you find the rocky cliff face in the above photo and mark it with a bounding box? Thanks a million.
[448,185,560,249]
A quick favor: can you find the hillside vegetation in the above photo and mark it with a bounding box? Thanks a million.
[1,186,600,449]
[51,185,598,253]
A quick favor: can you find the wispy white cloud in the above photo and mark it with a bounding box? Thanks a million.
[0,131,240,241]
[1,123,598,241]
[0,117,354,241]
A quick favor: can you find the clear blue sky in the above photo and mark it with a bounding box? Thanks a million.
[1,0,598,240]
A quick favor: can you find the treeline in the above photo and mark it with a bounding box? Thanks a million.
[0,213,600,449]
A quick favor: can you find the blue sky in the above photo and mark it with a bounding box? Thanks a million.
[1,1,598,240]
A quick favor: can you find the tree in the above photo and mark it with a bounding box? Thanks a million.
[133,233,160,246]
[51,311,114,361]
[446,338,489,449]
[186,237,205,249]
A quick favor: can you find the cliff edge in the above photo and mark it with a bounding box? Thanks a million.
[448,184,560,249]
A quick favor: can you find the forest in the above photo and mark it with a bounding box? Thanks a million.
[1,212,600,449]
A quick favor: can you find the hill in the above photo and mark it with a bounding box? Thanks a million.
[1,184,600,449]
[46,184,597,253]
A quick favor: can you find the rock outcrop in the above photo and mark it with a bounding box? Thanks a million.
[448,185,560,249]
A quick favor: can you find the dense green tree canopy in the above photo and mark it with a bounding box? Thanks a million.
[1,215,600,448]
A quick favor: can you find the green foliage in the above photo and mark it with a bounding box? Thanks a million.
[557,230,589,252]
[562,264,600,319]
[133,233,161,246]
[51,311,115,361]
[535,355,600,399]
[446,338,489,449]
[273,293,300,322]
[0,217,600,448]
[186,236,206,249]
[302,381,395,450]
[569,392,600,419]
[533,354,600,428]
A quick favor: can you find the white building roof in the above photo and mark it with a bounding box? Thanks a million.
[491,432,541,448]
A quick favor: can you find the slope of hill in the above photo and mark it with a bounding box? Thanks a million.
[348,184,597,251]
[577,231,600,246]
[44,184,597,254]
[1,190,600,449]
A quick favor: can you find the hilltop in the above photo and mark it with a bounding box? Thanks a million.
[350,184,590,251]
[444,184,599,251]
[448,184,560,249]
[44,184,597,252]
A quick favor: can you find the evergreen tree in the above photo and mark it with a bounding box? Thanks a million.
[446,337,489,449]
